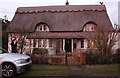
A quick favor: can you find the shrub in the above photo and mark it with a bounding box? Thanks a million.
[32,48,48,64]
[113,48,120,64]
[32,48,48,54]
[86,52,96,65]
[116,48,120,53]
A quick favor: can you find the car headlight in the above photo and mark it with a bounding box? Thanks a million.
[15,59,27,64]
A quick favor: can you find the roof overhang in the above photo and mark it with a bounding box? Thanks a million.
[26,31,88,39]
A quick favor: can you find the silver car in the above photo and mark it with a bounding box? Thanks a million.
[0,48,32,77]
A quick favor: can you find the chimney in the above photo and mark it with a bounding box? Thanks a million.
[66,0,69,5]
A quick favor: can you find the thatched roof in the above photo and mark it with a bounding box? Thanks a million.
[26,31,90,39]
[9,5,112,33]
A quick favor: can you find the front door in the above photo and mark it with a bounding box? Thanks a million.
[65,39,72,52]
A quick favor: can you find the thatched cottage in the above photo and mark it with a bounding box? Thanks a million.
[8,3,113,55]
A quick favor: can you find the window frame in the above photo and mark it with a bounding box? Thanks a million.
[83,22,97,31]
[36,23,49,31]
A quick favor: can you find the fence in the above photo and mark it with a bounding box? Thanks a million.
[30,51,87,65]
[48,52,86,65]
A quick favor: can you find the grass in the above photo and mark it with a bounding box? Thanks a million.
[31,64,67,70]
[79,64,119,75]
[19,64,69,76]
[18,64,119,76]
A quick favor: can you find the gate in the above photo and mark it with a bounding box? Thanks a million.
[66,52,86,65]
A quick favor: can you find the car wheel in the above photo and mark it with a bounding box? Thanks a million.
[2,63,16,77]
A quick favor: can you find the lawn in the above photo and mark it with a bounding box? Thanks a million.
[18,64,119,76]
[19,64,69,76]
[79,64,119,76]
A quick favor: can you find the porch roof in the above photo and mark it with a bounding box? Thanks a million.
[26,31,91,39]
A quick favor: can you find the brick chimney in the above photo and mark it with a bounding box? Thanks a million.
[66,0,69,5]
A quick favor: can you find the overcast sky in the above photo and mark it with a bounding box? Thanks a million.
[0,0,119,25]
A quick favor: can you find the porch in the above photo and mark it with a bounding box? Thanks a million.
[26,31,89,55]
[26,38,88,55]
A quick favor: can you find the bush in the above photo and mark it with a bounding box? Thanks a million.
[86,52,96,65]
[116,48,120,53]
[32,48,48,54]
[113,48,120,64]
[86,50,113,65]
[32,48,48,64]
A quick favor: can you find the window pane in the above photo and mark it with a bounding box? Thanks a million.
[33,39,36,47]
[40,26,42,31]
[38,39,42,47]
[84,23,96,31]
[49,39,52,47]
[36,23,49,31]
[43,39,47,47]
[86,40,90,48]
[43,25,46,31]
[81,39,84,48]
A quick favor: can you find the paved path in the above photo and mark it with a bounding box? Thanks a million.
[68,65,83,76]
[68,65,120,77]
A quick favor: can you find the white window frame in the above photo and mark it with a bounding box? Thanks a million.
[36,24,49,31]
[83,23,96,31]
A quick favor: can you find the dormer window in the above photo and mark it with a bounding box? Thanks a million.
[36,23,49,31]
[83,22,97,31]
[40,26,42,31]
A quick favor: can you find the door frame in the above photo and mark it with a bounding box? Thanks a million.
[64,39,72,52]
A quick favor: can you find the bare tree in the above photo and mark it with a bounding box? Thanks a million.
[9,33,27,54]
[17,33,26,54]
[8,21,28,54]
[87,24,119,64]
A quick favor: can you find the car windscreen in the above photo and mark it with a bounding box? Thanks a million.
[0,50,2,54]
[0,48,8,54]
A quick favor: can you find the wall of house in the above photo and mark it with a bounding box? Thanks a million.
[112,33,120,52]
[28,39,63,55]
[74,39,85,52]
[8,33,90,54]
[76,39,81,50]
[72,39,88,53]
[118,33,120,49]
[49,39,57,55]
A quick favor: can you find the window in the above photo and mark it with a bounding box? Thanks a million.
[85,40,96,48]
[43,25,46,31]
[33,39,37,47]
[43,39,47,47]
[38,39,42,47]
[36,23,49,31]
[86,40,90,48]
[91,40,96,48]
[33,39,51,48]
[73,43,76,49]
[92,41,94,48]
[83,23,96,31]
[40,26,42,31]
[49,39,52,47]
[81,39,84,48]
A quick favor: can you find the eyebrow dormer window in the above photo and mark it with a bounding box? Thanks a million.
[36,23,49,31]
[83,22,97,31]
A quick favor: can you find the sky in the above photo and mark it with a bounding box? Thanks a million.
[0,0,119,25]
